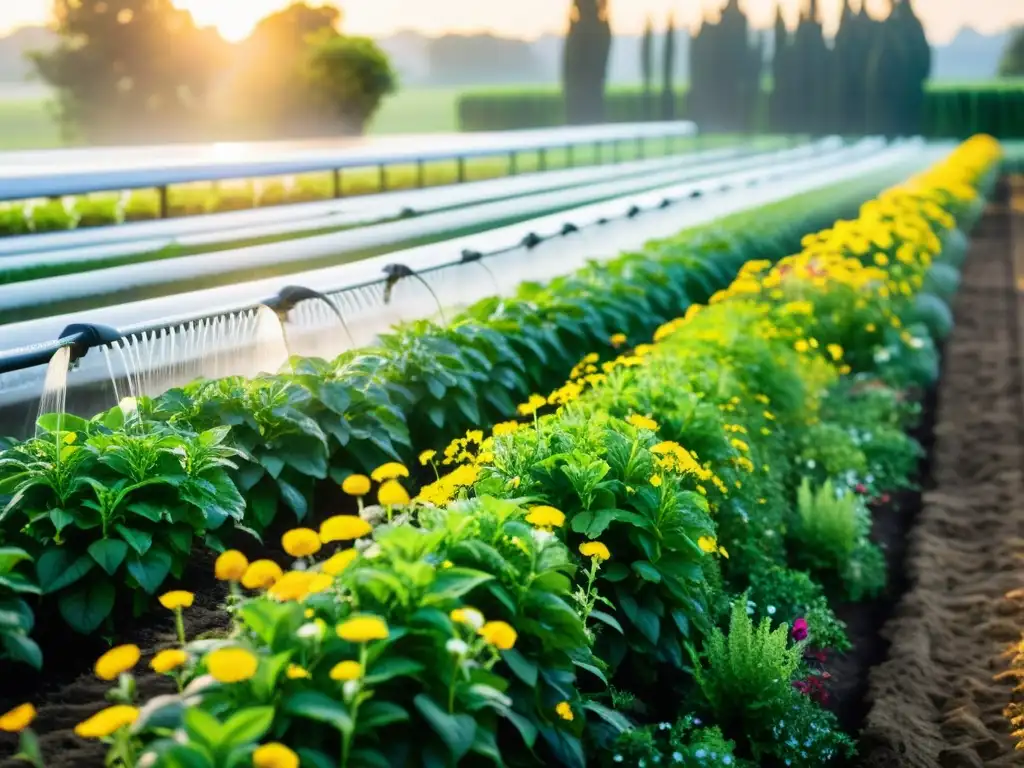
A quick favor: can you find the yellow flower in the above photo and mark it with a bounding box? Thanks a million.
[626,413,659,431]
[158,590,194,610]
[794,339,810,353]
[322,549,359,576]
[419,449,437,466]
[697,536,718,554]
[610,333,627,347]
[525,505,565,528]
[650,474,663,488]
[337,615,390,643]
[873,252,889,266]
[378,480,411,507]
[730,438,749,454]
[253,743,300,768]
[579,541,611,561]
[241,559,284,590]
[517,394,547,416]
[341,474,371,496]
[479,621,517,650]
[94,644,140,681]
[371,462,409,482]
[63,432,77,445]
[282,528,322,558]
[718,546,730,559]
[268,571,316,602]
[329,660,363,681]
[0,703,35,733]
[214,550,249,581]
[205,647,259,683]
[150,649,188,674]
[493,421,520,436]
[555,701,574,721]
[450,607,485,629]
[286,664,311,680]
[74,705,139,739]
[308,573,334,594]
[320,515,373,543]
[827,343,844,361]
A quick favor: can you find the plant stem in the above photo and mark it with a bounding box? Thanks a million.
[174,608,185,646]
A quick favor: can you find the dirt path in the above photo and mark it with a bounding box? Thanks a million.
[857,186,1024,768]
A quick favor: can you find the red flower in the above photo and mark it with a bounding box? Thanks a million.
[855,483,867,494]
[792,617,809,642]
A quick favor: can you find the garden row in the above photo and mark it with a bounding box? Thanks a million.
[0,164,907,668]
[458,84,1024,141]
[0,136,1002,768]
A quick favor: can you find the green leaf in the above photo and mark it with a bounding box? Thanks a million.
[364,657,425,685]
[127,502,165,523]
[48,509,75,535]
[296,749,337,768]
[57,577,114,634]
[0,547,31,574]
[3,633,42,669]
[618,594,660,646]
[221,707,275,749]
[36,548,94,594]
[358,701,410,730]
[115,524,154,556]
[87,539,129,576]
[283,691,353,735]
[414,694,476,760]
[501,648,538,687]
[502,709,538,749]
[126,547,173,594]
[631,561,662,583]
[600,562,630,583]
[423,567,493,605]
[582,701,633,734]
[589,610,624,634]
[277,477,308,521]
[183,708,224,751]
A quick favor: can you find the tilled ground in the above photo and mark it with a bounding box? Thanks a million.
[857,190,1024,767]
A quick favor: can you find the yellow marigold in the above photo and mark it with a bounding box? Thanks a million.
[268,571,316,602]
[378,479,411,506]
[730,438,749,453]
[794,339,810,353]
[697,536,718,554]
[419,449,437,466]
[214,549,249,581]
[94,644,140,681]
[610,333,627,347]
[320,515,372,543]
[329,660,363,681]
[150,649,188,674]
[206,647,259,683]
[450,607,485,629]
[0,703,35,733]
[241,559,284,590]
[253,743,300,768]
[282,528,322,558]
[286,664,311,680]
[650,473,663,488]
[579,541,611,561]
[873,252,889,266]
[371,462,409,482]
[517,394,547,416]
[74,705,139,739]
[479,620,517,650]
[308,573,334,594]
[626,413,659,431]
[493,420,520,436]
[322,549,359,576]
[158,590,194,610]
[718,545,730,559]
[555,701,574,721]
[337,615,390,643]
[525,505,565,528]
[341,474,371,496]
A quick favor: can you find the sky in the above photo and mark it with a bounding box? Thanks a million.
[3,0,1023,43]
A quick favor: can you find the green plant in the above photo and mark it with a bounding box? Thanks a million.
[0,547,42,668]
[599,714,749,768]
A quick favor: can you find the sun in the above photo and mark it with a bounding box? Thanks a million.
[172,0,287,43]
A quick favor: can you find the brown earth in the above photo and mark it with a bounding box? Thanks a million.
[856,188,1024,767]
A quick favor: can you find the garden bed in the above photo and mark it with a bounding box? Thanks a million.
[855,185,1024,767]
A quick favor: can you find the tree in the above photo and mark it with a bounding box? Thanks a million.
[866,0,930,137]
[894,0,931,135]
[562,0,612,124]
[768,3,791,133]
[641,16,655,120]
[306,34,397,134]
[31,0,227,144]
[1000,27,1024,76]
[791,0,830,135]
[661,14,677,121]
[833,0,872,135]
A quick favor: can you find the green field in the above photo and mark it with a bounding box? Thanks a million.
[0,86,469,150]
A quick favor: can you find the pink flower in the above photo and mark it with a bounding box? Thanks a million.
[855,483,867,495]
[792,617,809,642]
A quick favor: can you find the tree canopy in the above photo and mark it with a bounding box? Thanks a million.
[562,0,612,124]
[999,28,1024,76]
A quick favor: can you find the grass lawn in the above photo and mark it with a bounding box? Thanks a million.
[0,97,63,150]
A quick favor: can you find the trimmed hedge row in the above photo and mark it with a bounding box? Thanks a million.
[459,84,1024,140]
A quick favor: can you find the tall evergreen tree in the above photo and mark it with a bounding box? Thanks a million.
[832,0,874,135]
[894,0,931,135]
[641,16,655,120]
[562,0,613,124]
[867,0,908,136]
[768,3,791,133]
[792,0,830,135]
[1000,27,1024,76]
[661,14,677,121]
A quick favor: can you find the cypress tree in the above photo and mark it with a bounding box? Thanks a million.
[769,3,791,134]
[563,0,613,124]
[792,0,829,134]
[895,0,931,135]
[1001,28,1024,76]
[867,0,908,136]
[661,13,677,121]
[641,16,654,120]
[688,17,708,127]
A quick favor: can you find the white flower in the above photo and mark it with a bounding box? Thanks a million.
[613,756,623,764]
[531,528,554,544]
[659,721,671,730]
[672,753,683,763]
[343,679,361,700]
[297,621,324,640]
[446,638,469,656]
[767,605,777,616]
[874,348,892,363]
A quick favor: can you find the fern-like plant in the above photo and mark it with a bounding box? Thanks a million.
[795,478,858,568]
